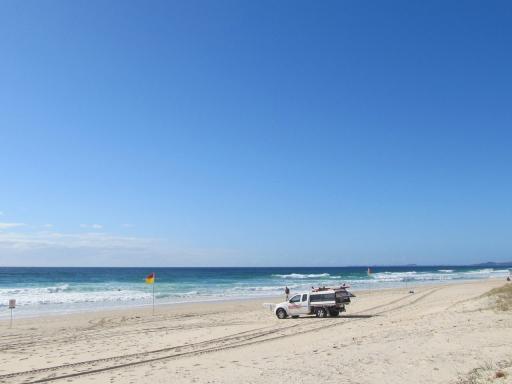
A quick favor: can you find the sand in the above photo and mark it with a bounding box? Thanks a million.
[1,279,511,384]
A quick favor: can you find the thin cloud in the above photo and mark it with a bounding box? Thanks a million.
[0,222,25,229]
[80,224,103,230]
[0,230,154,251]
[0,229,241,266]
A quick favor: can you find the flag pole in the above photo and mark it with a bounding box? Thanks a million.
[152,272,155,316]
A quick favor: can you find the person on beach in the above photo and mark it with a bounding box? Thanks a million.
[285,286,290,300]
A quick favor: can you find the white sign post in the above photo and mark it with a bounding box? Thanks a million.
[8,299,15,328]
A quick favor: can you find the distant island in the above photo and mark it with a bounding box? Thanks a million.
[472,261,512,267]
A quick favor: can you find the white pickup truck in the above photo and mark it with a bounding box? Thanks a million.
[274,286,354,319]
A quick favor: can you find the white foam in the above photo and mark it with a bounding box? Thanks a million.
[272,273,331,279]
[0,285,151,307]
[370,268,509,283]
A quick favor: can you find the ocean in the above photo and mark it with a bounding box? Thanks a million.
[1,266,511,318]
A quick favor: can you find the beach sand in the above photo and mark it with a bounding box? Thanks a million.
[1,279,511,384]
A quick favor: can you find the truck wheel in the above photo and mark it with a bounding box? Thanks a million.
[329,309,340,317]
[316,308,327,318]
[276,308,287,319]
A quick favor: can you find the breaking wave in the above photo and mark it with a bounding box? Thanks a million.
[371,268,510,283]
[272,273,333,279]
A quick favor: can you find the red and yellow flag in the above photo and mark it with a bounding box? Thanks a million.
[145,272,155,284]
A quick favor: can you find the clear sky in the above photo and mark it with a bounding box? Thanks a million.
[1,1,511,267]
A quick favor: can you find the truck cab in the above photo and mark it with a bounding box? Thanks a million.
[286,293,310,316]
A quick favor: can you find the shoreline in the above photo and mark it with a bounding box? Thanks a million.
[1,276,506,323]
[2,266,510,321]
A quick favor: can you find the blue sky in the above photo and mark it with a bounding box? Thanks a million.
[1,1,511,266]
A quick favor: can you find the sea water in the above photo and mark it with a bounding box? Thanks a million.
[0,266,510,318]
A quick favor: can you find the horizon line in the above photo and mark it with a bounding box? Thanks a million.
[1,263,511,269]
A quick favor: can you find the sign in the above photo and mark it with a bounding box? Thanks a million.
[9,299,15,309]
